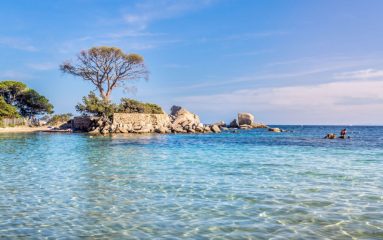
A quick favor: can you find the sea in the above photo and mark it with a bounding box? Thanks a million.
[0,126,382,239]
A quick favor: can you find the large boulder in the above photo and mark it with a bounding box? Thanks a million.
[213,121,226,127]
[210,125,221,133]
[170,106,201,133]
[268,127,281,133]
[238,113,254,126]
[325,133,336,139]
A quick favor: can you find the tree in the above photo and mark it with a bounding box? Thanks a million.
[75,91,117,118]
[16,89,54,118]
[60,46,148,101]
[0,80,54,119]
[0,81,27,105]
[0,96,19,118]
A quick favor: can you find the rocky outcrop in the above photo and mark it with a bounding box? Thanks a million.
[113,113,171,134]
[238,113,254,126]
[325,133,337,139]
[169,106,201,133]
[76,107,268,135]
[227,113,267,130]
[229,119,239,128]
[268,127,281,133]
[85,106,223,135]
[72,116,99,131]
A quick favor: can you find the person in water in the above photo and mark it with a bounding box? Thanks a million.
[340,128,347,137]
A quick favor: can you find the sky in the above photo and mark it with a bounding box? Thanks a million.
[0,0,383,125]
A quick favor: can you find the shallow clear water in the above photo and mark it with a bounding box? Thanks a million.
[0,126,382,239]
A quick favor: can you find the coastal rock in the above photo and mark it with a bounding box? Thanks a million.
[268,127,281,133]
[251,123,268,128]
[169,106,201,133]
[240,124,251,130]
[213,121,226,127]
[155,126,167,134]
[229,119,239,128]
[238,113,254,126]
[211,125,221,133]
[203,126,212,133]
[325,133,336,139]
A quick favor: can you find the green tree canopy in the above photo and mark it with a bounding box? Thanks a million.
[75,91,116,118]
[16,89,54,118]
[0,81,27,105]
[0,96,19,118]
[117,98,163,114]
[0,80,54,118]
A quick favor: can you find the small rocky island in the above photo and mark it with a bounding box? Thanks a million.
[71,105,267,135]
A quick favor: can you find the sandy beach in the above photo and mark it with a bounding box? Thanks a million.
[0,126,50,133]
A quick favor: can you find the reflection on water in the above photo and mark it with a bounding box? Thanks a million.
[0,126,383,239]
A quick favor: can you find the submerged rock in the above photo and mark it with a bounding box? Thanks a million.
[268,127,281,133]
[325,133,336,139]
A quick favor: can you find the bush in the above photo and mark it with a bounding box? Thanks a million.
[75,92,117,118]
[0,96,20,118]
[47,113,73,126]
[0,80,54,118]
[117,98,163,114]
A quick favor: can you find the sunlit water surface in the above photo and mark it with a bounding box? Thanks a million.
[1,126,382,239]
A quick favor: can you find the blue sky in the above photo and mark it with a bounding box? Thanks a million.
[1,0,383,124]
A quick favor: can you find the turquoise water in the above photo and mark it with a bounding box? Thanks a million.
[0,126,382,239]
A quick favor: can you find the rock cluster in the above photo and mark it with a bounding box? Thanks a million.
[75,106,269,135]
[86,106,224,134]
[228,113,268,130]
[268,127,282,133]
[169,106,221,133]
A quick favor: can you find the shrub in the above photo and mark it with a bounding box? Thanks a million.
[75,91,117,118]
[0,96,20,118]
[0,80,53,118]
[117,98,163,114]
[47,113,73,125]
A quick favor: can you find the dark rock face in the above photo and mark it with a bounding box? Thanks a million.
[170,105,182,116]
[229,119,239,128]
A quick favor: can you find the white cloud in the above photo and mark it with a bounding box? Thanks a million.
[0,70,32,80]
[0,37,38,52]
[176,80,383,124]
[27,63,56,71]
[123,0,217,30]
[334,69,383,79]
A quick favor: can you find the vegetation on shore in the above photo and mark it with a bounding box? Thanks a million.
[0,81,53,120]
[61,46,148,101]
[75,91,163,117]
[46,113,73,126]
[61,46,160,118]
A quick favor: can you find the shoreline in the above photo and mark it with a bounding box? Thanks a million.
[0,126,50,133]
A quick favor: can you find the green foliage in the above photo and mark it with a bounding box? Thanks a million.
[0,96,20,118]
[0,81,27,105]
[117,98,164,114]
[75,92,117,117]
[0,80,54,118]
[47,113,73,125]
[75,92,163,117]
[16,89,54,118]
[0,81,53,118]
